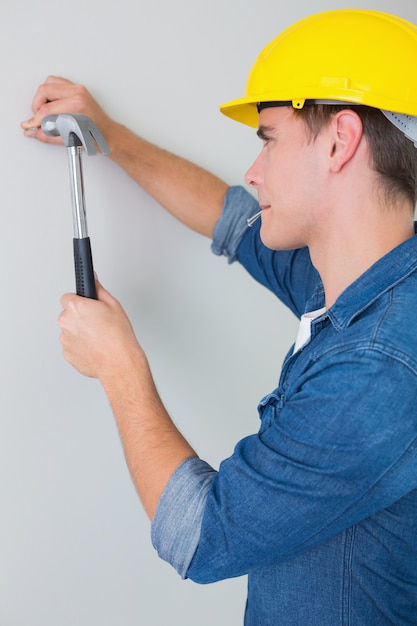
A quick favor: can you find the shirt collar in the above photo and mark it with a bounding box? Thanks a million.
[307,234,417,331]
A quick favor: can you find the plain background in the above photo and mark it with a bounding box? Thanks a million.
[2,0,417,624]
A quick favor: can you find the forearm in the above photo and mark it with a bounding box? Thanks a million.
[106,121,228,237]
[23,76,229,238]
[58,281,197,520]
[100,348,198,520]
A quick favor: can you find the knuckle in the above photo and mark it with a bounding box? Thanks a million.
[37,101,51,117]
[74,83,88,96]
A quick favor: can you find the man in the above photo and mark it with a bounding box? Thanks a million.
[22,9,417,624]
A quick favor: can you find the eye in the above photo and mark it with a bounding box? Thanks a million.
[257,127,272,145]
[258,134,272,149]
[256,126,275,147]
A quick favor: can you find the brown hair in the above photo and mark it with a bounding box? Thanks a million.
[294,104,417,212]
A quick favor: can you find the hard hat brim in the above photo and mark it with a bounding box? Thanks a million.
[220,9,417,128]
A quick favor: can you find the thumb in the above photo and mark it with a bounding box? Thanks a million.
[94,273,116,305]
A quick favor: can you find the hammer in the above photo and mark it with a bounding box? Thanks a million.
[41,113,110,299]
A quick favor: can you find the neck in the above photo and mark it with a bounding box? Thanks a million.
[309,202,415,309]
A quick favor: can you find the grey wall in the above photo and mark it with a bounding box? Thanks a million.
[2,0,417,624]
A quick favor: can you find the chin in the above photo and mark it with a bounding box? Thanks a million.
[260,227,300,251]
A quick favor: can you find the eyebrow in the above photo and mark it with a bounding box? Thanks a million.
[256,125,275,140]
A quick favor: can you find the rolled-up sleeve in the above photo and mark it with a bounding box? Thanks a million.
[151,457,217,578]
[211,185,259,262]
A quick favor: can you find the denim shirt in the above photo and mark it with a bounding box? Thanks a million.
[152,186,417,625]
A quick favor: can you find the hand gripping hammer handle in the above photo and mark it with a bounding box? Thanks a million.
[41,113,110,299]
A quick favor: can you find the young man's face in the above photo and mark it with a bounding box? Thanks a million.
[245,106,326,251]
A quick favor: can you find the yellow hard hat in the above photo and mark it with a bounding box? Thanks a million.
[220,9,417,128]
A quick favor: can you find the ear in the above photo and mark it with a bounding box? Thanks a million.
[328,110,363,172]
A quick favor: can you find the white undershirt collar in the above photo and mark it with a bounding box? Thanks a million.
[293,307,327,354]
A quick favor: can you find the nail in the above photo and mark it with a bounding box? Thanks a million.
[247,210,262,227]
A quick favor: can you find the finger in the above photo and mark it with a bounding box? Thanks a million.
[44,75,74,86]
[95,277,118,306]
[57,309,70,333]
[22,83,96,142]
[60,292,79,310]
[31,79,80,114]
[21,85,71,136]
[21,124,63,144]
[21,90,84,141]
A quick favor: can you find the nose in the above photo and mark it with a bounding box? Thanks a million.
[244,152,263,188]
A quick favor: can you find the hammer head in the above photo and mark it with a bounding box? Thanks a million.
[41,113,110,156]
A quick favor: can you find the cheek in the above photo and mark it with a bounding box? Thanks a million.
[263,149,297,192]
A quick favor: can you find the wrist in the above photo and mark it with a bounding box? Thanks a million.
[99,342,150,391]
[107,121,138,163]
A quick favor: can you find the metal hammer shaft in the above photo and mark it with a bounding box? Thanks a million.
[68,145,88,239]
[41,113,110,299]
[67,141,97,299]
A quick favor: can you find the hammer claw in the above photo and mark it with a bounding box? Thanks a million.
[41,113,110,155]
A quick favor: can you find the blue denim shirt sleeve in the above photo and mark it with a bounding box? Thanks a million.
[185,346,417,584]
[211,185,259,262]
[151,457,217,578]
